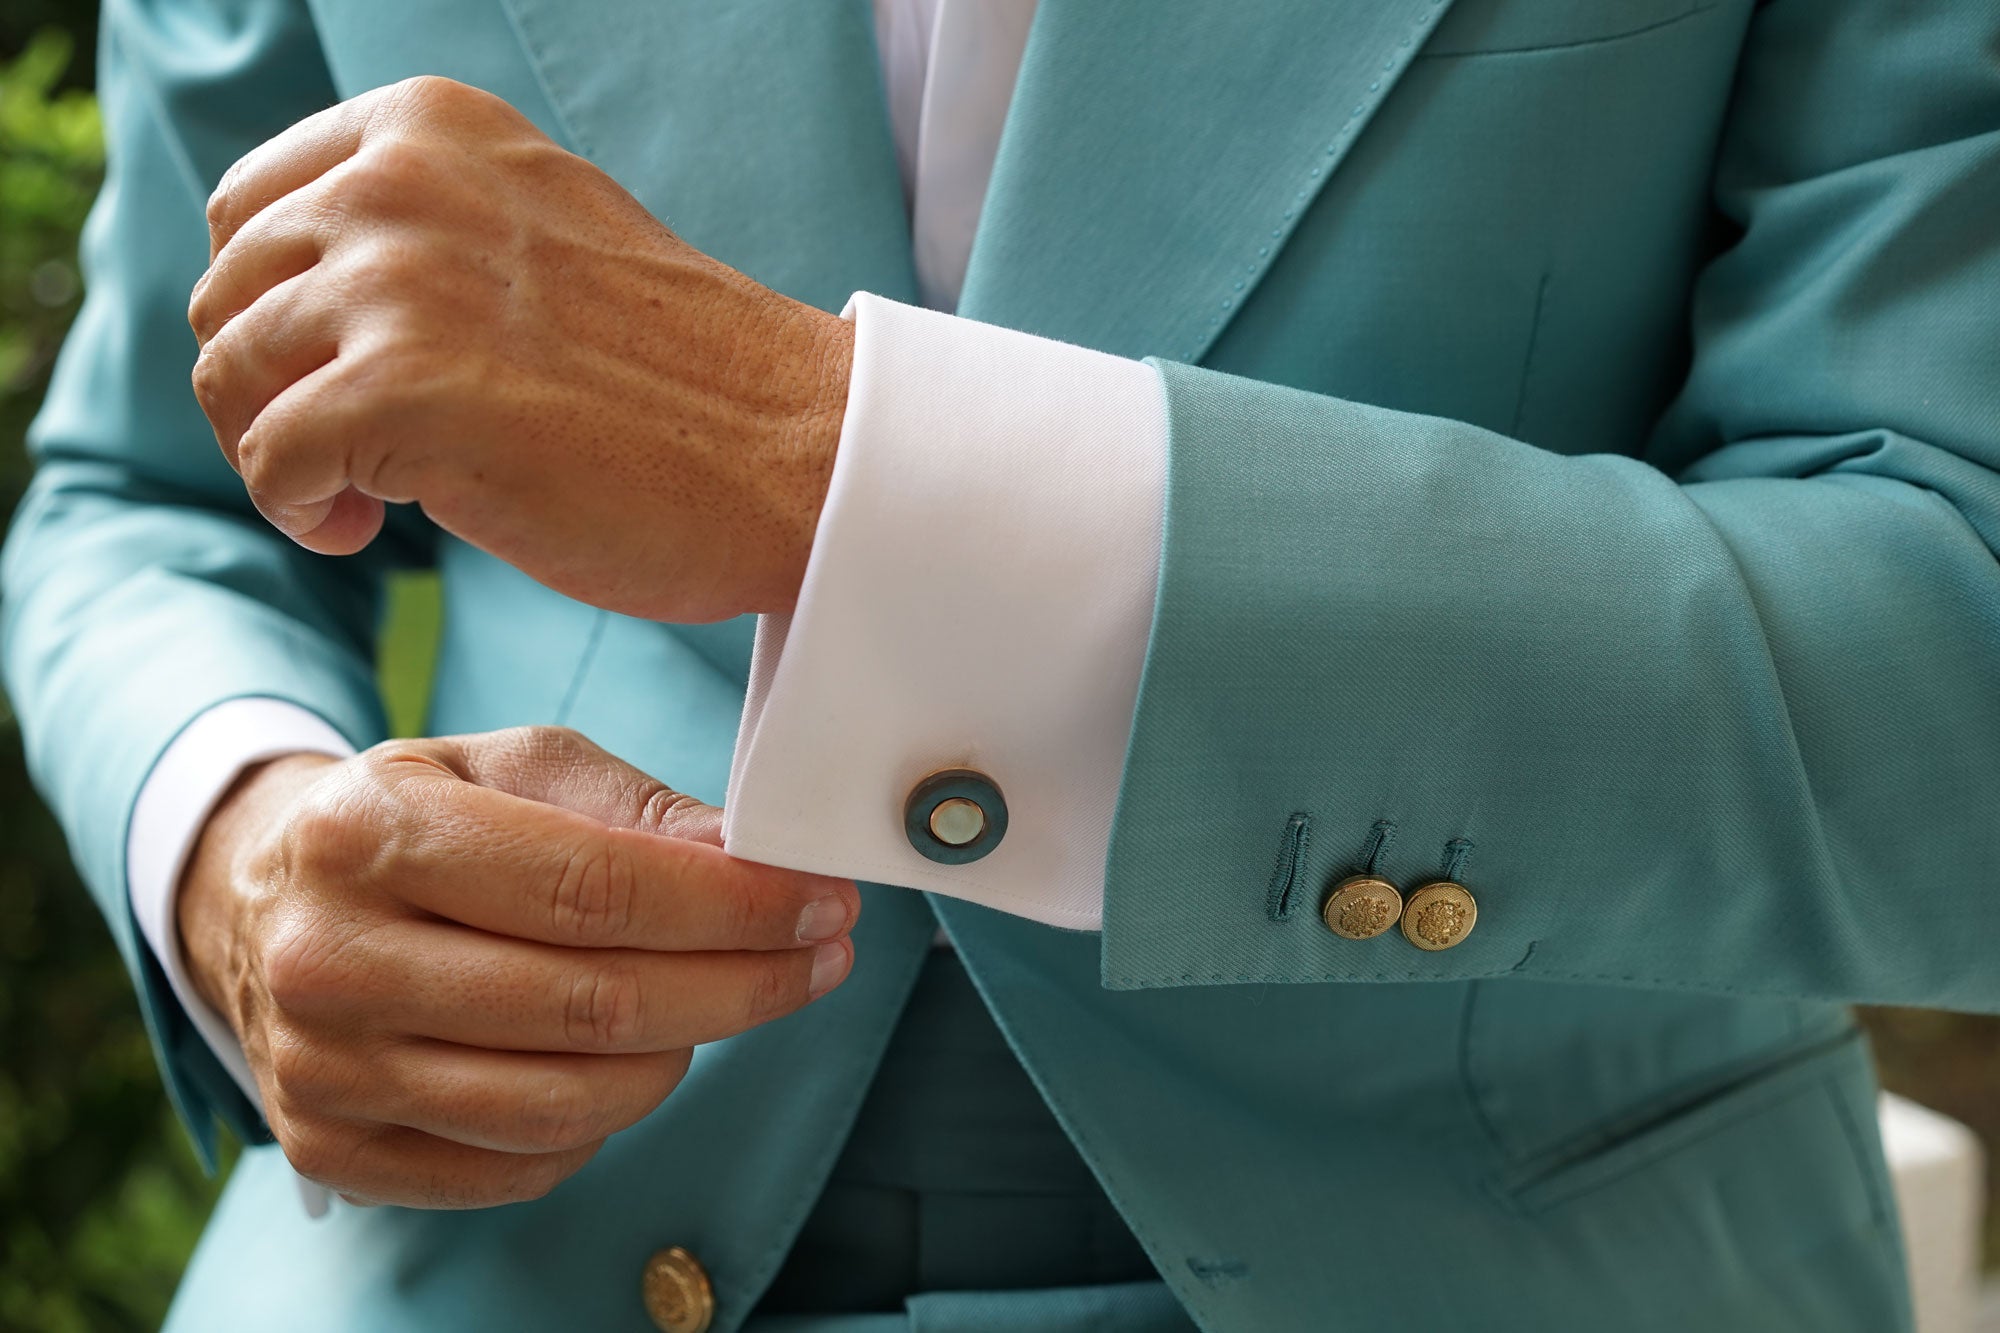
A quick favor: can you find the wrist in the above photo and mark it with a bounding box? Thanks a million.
[754,302,852,615]
[176,752,339,1024]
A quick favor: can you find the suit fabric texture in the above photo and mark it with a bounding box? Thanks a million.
[9,0,1999,1327]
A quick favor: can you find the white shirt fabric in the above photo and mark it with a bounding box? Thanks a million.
[874,0,1039,310]
[724,292,1162,929]
[128,0,1165,1139]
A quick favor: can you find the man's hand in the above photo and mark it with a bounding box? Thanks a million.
[186,76,853,622]
[178,727,858,1209]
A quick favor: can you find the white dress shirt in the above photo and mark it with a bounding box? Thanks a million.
[129,0,1166,1136]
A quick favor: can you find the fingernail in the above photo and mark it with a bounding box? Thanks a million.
[795,894,851,943]
[809,940,851,997]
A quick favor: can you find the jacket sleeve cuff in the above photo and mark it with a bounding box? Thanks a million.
[724,292,1167,929]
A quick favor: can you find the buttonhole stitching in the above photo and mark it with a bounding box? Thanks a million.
[1361,819,1398,876]
[1265,811,1313,922]
[1442,836,1474,883]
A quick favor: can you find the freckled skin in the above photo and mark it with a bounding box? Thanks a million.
[176,77,868,1209]
[187,74,852,623]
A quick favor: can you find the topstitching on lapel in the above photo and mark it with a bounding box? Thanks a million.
[956,0,1460,362]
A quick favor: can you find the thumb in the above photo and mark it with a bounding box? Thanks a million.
[435,726,724,845]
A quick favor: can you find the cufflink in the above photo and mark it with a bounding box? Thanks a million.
[904,769,1008,864]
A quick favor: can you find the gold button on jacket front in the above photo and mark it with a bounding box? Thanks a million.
[1322,874,1403,940]
[1401,881,1477,951]
[643,1247,715,1333]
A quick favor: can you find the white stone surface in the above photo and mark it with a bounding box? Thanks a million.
[1881,1093,1987,1333]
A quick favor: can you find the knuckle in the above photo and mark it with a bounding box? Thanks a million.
[206,163,241,235]
[261,915,361,1014]
[550,841,637,946]
[538,724,592,755]
[717,877,770,948]
[264,1033,350,1111]
[346,138,431,212]
[233,422,286,495]
[265,1036,313,1096]
[395,73,466,112]
[342,237,420,302]
[636,783,701,837]
[746,954,809,1025]
[277,1119,355,1187]
[187,283,219,343]
[509,724,591,769]
[188,347,232,415]
[338,235,413,297]
[280,794,365,885]
[515,1079,602,1154]
[393,74,508,128]
[563,962,645,1051]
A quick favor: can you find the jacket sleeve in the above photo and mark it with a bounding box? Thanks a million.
[0,0,421,1160]
[1101,0,2000,1010]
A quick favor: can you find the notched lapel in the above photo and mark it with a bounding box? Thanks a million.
[958,0,1459,362]
[494,0,918,312]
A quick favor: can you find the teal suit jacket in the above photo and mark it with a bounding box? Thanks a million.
[8,0,1998,1327]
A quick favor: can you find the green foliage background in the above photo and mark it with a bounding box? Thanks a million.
[0,14,433,1330]
[0,20,230,1333]
[0,9,1991,1332]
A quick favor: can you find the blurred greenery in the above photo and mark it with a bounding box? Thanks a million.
[0,24,225,1333]
[0,20,436,1330]
[0,9,1993,1333]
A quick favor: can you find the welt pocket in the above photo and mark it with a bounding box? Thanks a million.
[1485,1028,1876,1217]
[1420,0,1717,57]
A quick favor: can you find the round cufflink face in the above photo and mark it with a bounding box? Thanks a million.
[1401,881,1477,950]
[1322,874,1403,940]
[904,769,1008,864]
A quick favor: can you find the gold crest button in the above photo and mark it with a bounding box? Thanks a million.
[643,1246,714,1333]
[1401,881,1477,951]
[1321,875,1403,940]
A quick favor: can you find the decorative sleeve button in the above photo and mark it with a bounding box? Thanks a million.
[904,769,1008,864]
[1401,881,1478,951]
[1321,874,1403,940]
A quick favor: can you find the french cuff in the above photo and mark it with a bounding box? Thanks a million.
[127,697,355,1216]
[724,293,1167,930]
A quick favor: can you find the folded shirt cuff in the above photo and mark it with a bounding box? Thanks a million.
[724,293,1167,930]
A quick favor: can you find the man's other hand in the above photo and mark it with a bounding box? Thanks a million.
[186,76,853,622]
[177,726,859,1209]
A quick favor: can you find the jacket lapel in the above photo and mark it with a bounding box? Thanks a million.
[958,0,1459,362]
[497,0,1455,356]
[494,0,919,312]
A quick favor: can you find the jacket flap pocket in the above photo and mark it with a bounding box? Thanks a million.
[1488,1028,1883,1217]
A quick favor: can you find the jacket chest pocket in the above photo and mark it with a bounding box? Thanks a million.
[1422,0,1722,56]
